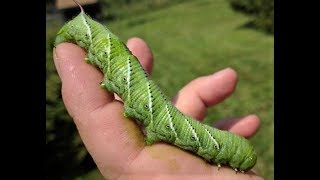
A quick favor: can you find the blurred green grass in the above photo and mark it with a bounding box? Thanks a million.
[47,0,273,179]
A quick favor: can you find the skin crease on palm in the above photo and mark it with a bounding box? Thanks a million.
[53,37,263,180]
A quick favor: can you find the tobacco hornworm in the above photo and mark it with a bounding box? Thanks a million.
[54,0,257,172]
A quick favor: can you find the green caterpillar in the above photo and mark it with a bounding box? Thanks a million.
[54,1,257,172]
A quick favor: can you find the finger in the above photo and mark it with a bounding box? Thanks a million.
[53,43,114,119]
[54,43,147,178]
[213,114,260,138]
[115,37,154,101]
[77,101,145,179]
[172,68,238,121]
[127,37,154,75]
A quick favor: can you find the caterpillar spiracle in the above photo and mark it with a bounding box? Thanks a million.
[54,1,257,172]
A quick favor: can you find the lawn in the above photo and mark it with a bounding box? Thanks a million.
[47,0,273,179]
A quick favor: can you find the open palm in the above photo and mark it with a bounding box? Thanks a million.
[53,37,262,180]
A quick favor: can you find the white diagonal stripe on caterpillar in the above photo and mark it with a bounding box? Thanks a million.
[126,56,131,101]
[204,127,220,150]
[80,13,92,43]
[184,118,201,147]
[165,104,178,138]
[147,81,153,122]
[106,33,111,75]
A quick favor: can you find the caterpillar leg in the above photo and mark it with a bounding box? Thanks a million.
[233,168,238,173]
[217,163,221,170]
[100,77,116,93]
[85,52,97,65]
[123,103,152,128]
[144,126,159,145]
[123,104,134,118]
[173,139,198,152]
[145,133,158,145]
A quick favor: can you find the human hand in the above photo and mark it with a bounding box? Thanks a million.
[53,37,262,180]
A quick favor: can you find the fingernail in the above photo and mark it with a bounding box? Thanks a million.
[211,67,238,85]
[242,114,260,122]
[247,114,259,119]
[213,67,234,75]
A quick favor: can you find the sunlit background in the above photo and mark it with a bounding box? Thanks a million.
[46,0,273,179]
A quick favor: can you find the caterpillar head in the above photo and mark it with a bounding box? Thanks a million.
[55,0,93,49]
[54,11,92,49]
